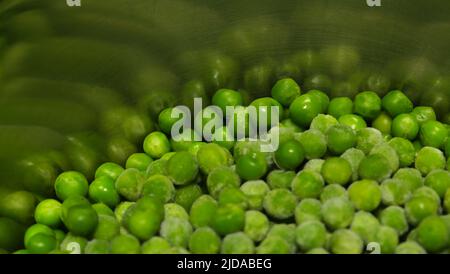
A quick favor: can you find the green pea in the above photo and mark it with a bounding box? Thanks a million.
[271,78,301,107]
[326,124,357,155]
[115,168,145,201]
[212,89,243,113]
[413,186,441,207]
[89,176,120,208]
[411,106,436,126]
[221,232,255,254]
[289,94,323,128]
[256,236,291,254]
[95,162,124,181]
[34,199,62,228]
[348,180,382,211]
[296,129,327,159]
[244,210,270,242]
[310,114,338,134]
[188,195,217,229]
[424,170,450,198]
[236,152,268,180]
[379,206,409,236]
[93,214,120,241]
[339,114,367,131]
[372,112,392,135]
[321,157,352,185]
[212,126,235,151]
[263,189,297,219]
[388,137,416,168]
[327,97,353,119]
[175,184,203,212]
[330,229,363,254]
[105,136,137,166]
[197,143,233,174]
[303,159,325,174]
[358,154,392,182]
[206,166,241,198]
[292,170,324,199]
[164,203,189,220]
[354,91,381,120]
[141,237,171,254]
[26,233,57,254]
[123,197,164,241]
[240,180,270,210]
[417,216,449,253]
[171,129,201,152]
[393,168,424,192]
[405,196,439,225]
[266,224,297,253]
[211,204,245,236]
[382,90,413,117]
[92,203,114,217]
[166,151,199,186]
[63,204,98,237]
[355,127,384,155]
[158,107,180,135]
[125,153,153,172]
[142,174,175,203]
[60,196,90,223]
[274,139,305,170]
[340,148,365,182]
[375,226,399,254]
[307,90,330,114]
[85,239,110,254]
[415,146,446,175]
[370,142,400,173]
[24,224,54,248]
[160,217,192,248]
[54,171,89,201]
[322,197,355,230]
[395,241,426,254]
[305,248,329,254]
[143,132,171,159]
[320,184,348,203]
[188,227,221,254]
[114,201,135,224]
[110,234,141,254]
[266,170,296,190]
[296,221,327,251]
[295,198,322,224]
[391,114,419,140]
[350,211,380,244]
[420,120,448,149]
[249,97,282,129]
[145,158,168,177]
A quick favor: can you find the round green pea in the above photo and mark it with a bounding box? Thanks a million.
[424,170,450,198]
[411,106,436,126]
[26,233,57,254]
[142,174,175,203]
[307,90,330,113]
[110,234,141,254]
[415,146,446,175]
[405,196,439,225]
[420,120,448,149]
[240,180,270,210]
[174,184,203,211]
[379,206,409,236]
[267,170,296,190]
[212,89,243,113]
[93,214,120,241]
[160,217,193,248]
[123,197,164,241]
[355,127,384,155]
[207,166,241,198]
[115,168,145,201]
[358,154,392,182]
[296,221,327,251]
[327,97,353,119]
[391,114,419,140]
[236,152,268,181]
[141,237,171,254]
[372,112,392,135]
[354,91,381,120]
[295,198,322,224]
[63,204,98,237]
[34,199,62,228]
[189,227,221,254]
[321,157,352,185]
[263,189,297,219]
[54,171,89,200]
[417,216,449,253]
[274,140,305,170]
[143,132,171,159]
[221,232,255,254]
[393,168,424,192]
[158,107,180,135]
[89,176,120,208]
[271,78,301,107]
[256,236,291,254]
[320,184,348,203]
[351,211,380,243]
[291,170,324,199]
[211,204,245,236]
[244,210,270,242]
[125,153,153,172]
[310,114,338,134]
[348,180,382,211]
[197,143,232,174]
[95,162,124,181]
[339,114,367,131]
[375,226,399,254]
[330,229,363,254]
[289,94,322,128]
[382,90,413,117]
[321,197,355,230]
[395,241,426,254]
[388,137,416,167]
[326,124,357,155]
[296,129,327,159]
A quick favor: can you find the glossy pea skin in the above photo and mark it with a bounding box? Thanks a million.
[63,204,98,237]
[416,216,449,253]
[236,152,268,181]
[212,89,243,113]
[143,132,171,159]
[263,189,297,220]
[327,97,353,119]
[411,106,436,126]
[307,90,330,114]
[95,162,124,181]
[158,107,180,135]
[249,97,282,129]
[26,233,57,254]
[424,170,450,198]
[326,124,357,155]
[354,91,382,120]
[34,199,62,228]
[274,139,305,170]
[391,114,419,140]
[415,146,446,176]
[348,180,382,212]
[405,196,439,226]
[211,204,245,236]
[381,90,413,117]
[197,143,232,174]
[289,94,323,128]
[125,153,153,172]
[372,112,392,135]
[388,137,416,168]
[339,114,367,131]
[420,120,448,149]
[89,176,120,208]
[123,197,164,241]
[271,78,301,107]
[54,171,89,201]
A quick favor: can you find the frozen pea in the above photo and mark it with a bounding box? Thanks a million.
[295,220,327,251]
[395,241,426,254]
[189,195,218,228]
[370,143,400,173]
[160,217,193,248]
[295,129,327,160]
[292,170,325,199]
[256,236,291,254]
[424,170,450,198]
[393,168,424,193]
[240,180,270,210]
[244,210,270,242]
[341,148,365,181]
[415,147,446,176]
[267,170,296,190]
[320,184,348,203]
[303,159,325,174]
[221,232,255,254]
[375,226,399,254]
[305,248,329,254]
[141,237,171,254]
[310,114,338,134]
[189,227,221,254]
[295,198,322,224]
[348,180,382,211]
[266,224,297,254]
[263,189,297,219]
[380,179,412,206]
[388,137,416,168]
[164,203,189,220]
[356,128,384,155]
[350,211,380,243]
[218,187,248,209]
[85,239,110,254]
[378,206,409,236]
[330,229,363,254]
[322,197,355,230]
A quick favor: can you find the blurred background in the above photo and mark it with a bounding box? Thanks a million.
[0,0,449,250]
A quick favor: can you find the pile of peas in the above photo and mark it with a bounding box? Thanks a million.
[10,78,450,254]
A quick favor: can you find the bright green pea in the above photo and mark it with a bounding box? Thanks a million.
[415,146,446,175]
[321,157,352,185]
[85,239,111,254]
[307,89,330,113]
[189,195,218,229]
[189,227,221,254]
[322,197,355,230]
[170,129,201,152]
[405,196,439,225]
[375,226,399,254]
[160,217,192,248]
[236,152,268,180]
[166,151,199,185]
[143,131,171,159]
[351,211,380,243]
[388,137,416,167]
[355,127,384,155]
[417,216,449,253]
[34,199,62,228]
[125,153,153,172]
[256,236,291,254]
[358,154,392,182]
[158,107,180,135]
[60,196,90,223]
[197,143,233,174]
[413,186,441,207]
[218,187,248,209]
[267,170,296,190]
[26,233,57,254]
[330,229,363,254]
[244,210,270,242]
[296,220,327,251]
[354,91,381,120]
[24,224,54,248]
[303,159,325,174]
[115,168,145,201]
[89,176,120,208]
[54,171,89,200]
[382,90,413,117]
[420,120,448,149]
[393,168,424,192]
[63,204,98,237]
[395,241,426,254]
[296,129,327,159]
[142,174,175,203]
[291,170,324,199]
[240,180,270,210]
[424,170,450,198]
[274,139,305,170]
[123,197,164,241]
[379,206,409,236]
[391,114,419,140]
[141,236,171,254]
[326,124,357,155]
[114,201,135,224]
[411,106,436,126]
[212,89,243,113]
[370,142,400,173]
[320,184,348,203]
[295,198,322,224]
[164,203,189,220]
[249,97,282,129]
[221,232,255,254]
[327,97,353,119]
[339,114,367,131]
[372,112,392,135]
[110,234,141,254]
[211,204,245,236]
[271,78,301,107]
[93,214,120,241]
[206,166,240,198]
[174,184,203,212]
[263,189,297,219]
[341,148,365,181]
[95,162,124,181]
[310,114,338,134]
[145,159,168,177]
[289,94,323,128]
[348,180,382,211]
[381,178,412,206]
